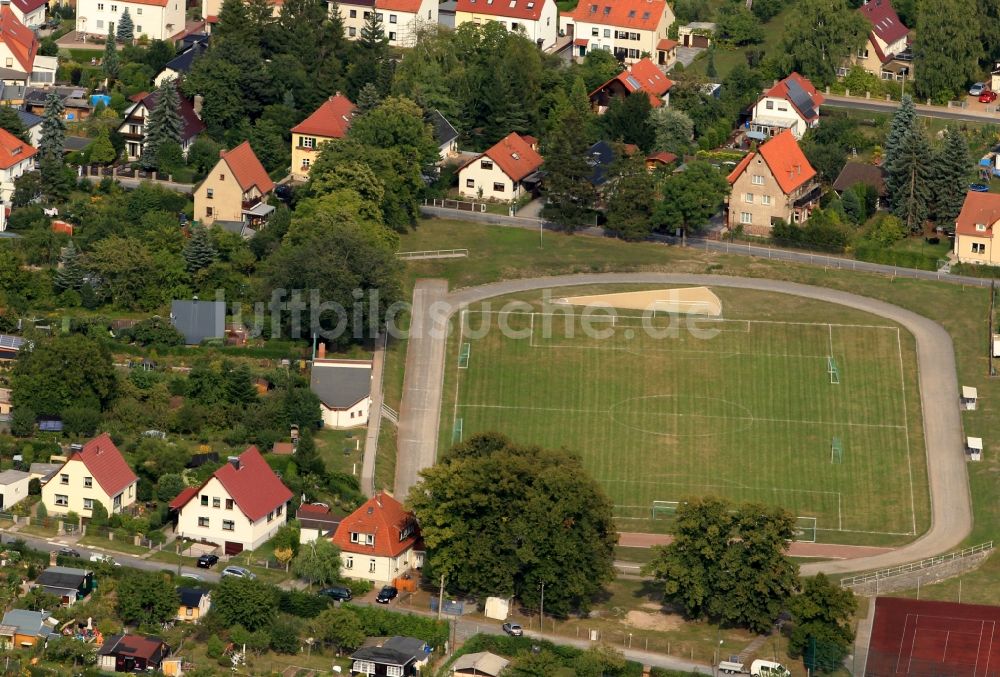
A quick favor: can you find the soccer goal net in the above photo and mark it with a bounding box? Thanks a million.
[831,437,844,464]
[827,356,840,384]
[651,500,680,519]
[795,516,818,543]
[458,342,471,369]
[452,418,463,444]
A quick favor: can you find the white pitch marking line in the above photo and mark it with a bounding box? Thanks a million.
[897,327,918,536]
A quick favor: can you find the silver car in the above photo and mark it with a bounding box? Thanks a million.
[221,565,256,579]
[970,82,987,96]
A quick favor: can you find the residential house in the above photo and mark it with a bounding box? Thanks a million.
[0,610,56,648]
[832,161,886,209]
[453,652,510,677]
[297,503,341,544]
[749,73,823,141]
[0,334,23,360]
[0,7,56,85]
[40,433,138,518]
[954,191,1000,265]
[454,0,558,50]
[430,109,458,161]
[333,0,437,47]
[34,566,94,606]
[15,109,41,146]
[98,634,169,673]
[177,588,211,623]
[8,0,45,28]
[0,469,29,510]
[846,0,912,82]
[118,83,205,162]
[290,92,356,181]
[457,132,543,202]
[350,636,430,677]
[332,491,423,585]
[725,129,820,234]
[154,38,208,87]
[170,446,293,554]
[677,21,714,48]
[585,139,619,188]
[75,0,186,42]
[646,150,678,171]
[23,87,91,121]
[563,0,675,66]
[589,57,673,114]
[29,461,62,484]
[170,298,225,345]
[0,387,10,418]
[0,127,34,204]
[193,140,274,231]
[310,353,373,429]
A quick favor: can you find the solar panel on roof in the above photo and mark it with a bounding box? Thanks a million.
[626,76,642,90]
[0,335,23,350]
[785,78,817,119]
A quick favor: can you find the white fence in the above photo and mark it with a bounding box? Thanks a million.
[840,541,994,589]
[396,249,469,260]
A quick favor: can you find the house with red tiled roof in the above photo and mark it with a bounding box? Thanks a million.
[76,0,186,42]
[954,191,1000,265]
[332,0,437,48]
[291,93,356,181]
[725,130,821,234]
[454,0,558,50]
[193,141,275,233]
[170,446,292,554]
[457,132,543,202]
[41,433,138,519]
[589,57,673,114]
[0,127,35,204]
[749,73,823,140]
[118,82,205,162]
[0,7,56,84]
[8,0,45,28]
[563,0,675,65]
[332,492,423,584]
[844,0,913,82]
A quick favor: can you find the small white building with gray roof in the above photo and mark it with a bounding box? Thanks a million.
[0,469,30,511]
[310,355,373,429]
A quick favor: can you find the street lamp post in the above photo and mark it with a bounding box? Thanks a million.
[539,582,545,632]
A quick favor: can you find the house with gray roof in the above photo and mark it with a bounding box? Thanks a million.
[0,469,30,510]
[351,636,430,676]
[34,566,93,606]
[170,299,225,345]
[310,356,373,429]
[430,109,458,160]
[15,110,43,147]
[0,609,57,648]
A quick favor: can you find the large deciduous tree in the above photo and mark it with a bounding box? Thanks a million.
[655,161,729,233]
[643,496,799,633]
[12,334,117,416]
[291,538,342,586]
[116,570,179,625]
[213,577,278,630]
[788,574,857,674]
[779,0,869,87]
[408,433,617,616]
[914,0,981,101]
[651,107,694,156]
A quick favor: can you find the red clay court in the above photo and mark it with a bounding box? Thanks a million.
[867,597,1000,676]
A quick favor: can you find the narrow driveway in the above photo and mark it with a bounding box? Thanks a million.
[398,273,971,576]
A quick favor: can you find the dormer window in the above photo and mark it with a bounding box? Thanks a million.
[628,9,635,16]
[977,224,987,232]
[642,10,650,19]
[350,532,375,546]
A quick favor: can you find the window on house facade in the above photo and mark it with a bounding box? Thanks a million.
[762,195,772,205]
[428,9,432,17]
[201,495,208,506]
[349,27,356,36]
[222,520,235,531]
[136,25,141,31]
[363,10,371,18]
[603,28,610,37]
[353,661,375,675]
[213,497,220,508]
[744,193,753,203]
[111,4,117,10]
[97,3,103,9]
[301,159,310,169]
[96,19,104,28]
[493,182,505,192]
[973,243,986,254]
[136,7,141,13]
[752,175,764,185]
[388,31,396,40]
[276,505,283,516]
[389,13,397,22]
[740,212,752,224]
[4,59,10,68]
[349,8,356,16]
[858,48,868,58]
[267,511,274,522]
[186,608,193,616]
[206,207,213,216]
[83,498,93,510]
[219,173,224,181]
[480,159,493,170]
[302,137,314,149]
[198,517,209,527]
[345,556,353,569]
[628,48,639,58]
[55,494,68,506]
[591,27,598,36]
[369,559,376,573]
[976,223,987,232]
[206,188,213,199]
[466,178,474,188]
[386,667,403,677]
[765,100,773,110]
[226,499,234,510]
[60,474,69,485]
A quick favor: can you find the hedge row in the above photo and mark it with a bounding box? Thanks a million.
[853,245,940,271]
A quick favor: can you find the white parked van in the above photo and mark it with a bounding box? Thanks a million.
[751,659,791,677]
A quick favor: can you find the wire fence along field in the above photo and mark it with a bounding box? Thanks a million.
[444,309,927,539]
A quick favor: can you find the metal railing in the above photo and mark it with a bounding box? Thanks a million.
[381,403,399,424]
[396,249,469,260]
[840,541,994,588]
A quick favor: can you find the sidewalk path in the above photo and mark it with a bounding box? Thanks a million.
[823,93,1000,123]
[360,334,386,496]
[397,273,970,577]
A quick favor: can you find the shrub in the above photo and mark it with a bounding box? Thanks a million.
[278,589,329,618]
[350,605,449,649]
[206,635,225,659]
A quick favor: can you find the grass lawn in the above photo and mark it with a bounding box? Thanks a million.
[615,546,661,565]
[374,422,397,492]
[316,427,364,477]
[78,534,153,556]
[684,10,791,79]
[440,286,928,544]
[888,236,951,260]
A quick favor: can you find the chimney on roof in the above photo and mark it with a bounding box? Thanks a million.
[228,456,241,470]
[332,91,341,100]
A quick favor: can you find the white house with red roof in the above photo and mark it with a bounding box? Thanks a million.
[332,492,423,584]
[589,57,673,114]
[954,192,1000,266]
[290,93,356,181]
[846,0,912,81]
[0,127,34,204]
[76,0,186,42]
[563,0,675,65]
[332,0,437,47]
[749,73,823,140]
[7,0,45,29]
[0,7,56,85]
[41,434,138,519]
[170,446,292,555]
[458,132,543,202]
[193,140,275,231]
[118,82,205,162]
[725,129,820,234]
[454,0,558,50]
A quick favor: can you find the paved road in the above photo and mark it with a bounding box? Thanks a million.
[823,93,1000,123]
[360,333,387,497]
[399,273,971,576]
[395,280,450,500]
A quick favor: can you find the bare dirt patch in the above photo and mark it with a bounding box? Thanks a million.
[624,609,683,632]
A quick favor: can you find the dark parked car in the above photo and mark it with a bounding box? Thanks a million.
[57,547,81,558]
[969,183,990,192]
[375,586,398,604]
[197,554,219,568]
[319,586,353,602]
[502,623,523,636]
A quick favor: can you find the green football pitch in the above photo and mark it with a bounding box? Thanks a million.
[440,293,930,544]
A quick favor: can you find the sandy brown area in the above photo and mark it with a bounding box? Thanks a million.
[624,609,684,632]
[554,287,723,317]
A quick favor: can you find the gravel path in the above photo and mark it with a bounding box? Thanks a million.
[397,273,971,576]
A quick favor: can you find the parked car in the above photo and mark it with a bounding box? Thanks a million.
[179,572,204,582]
[221,566,255,579]
[502,622,523,636]
[969,183,990,192]
[981,90,998,103]
[89,554,120,566]
[197,554,219,568]
[57,547,81,558]
[376,586,398,604]
[971,82,988,96]
[318,586,353,602]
